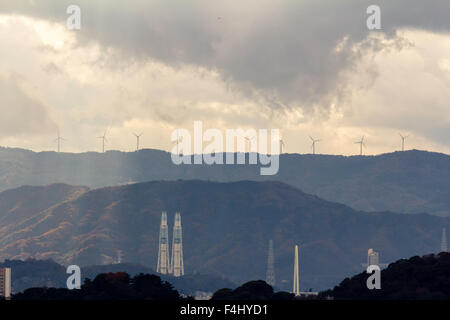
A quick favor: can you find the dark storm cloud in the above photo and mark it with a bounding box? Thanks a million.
[1,0,449,110]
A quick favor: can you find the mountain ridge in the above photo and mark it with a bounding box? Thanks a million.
[0,179,448,290]
[0,147,448,216]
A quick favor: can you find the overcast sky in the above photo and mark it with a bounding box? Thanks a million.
[0,0,449,155]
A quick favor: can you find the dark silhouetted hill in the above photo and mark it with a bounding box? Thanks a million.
[0,259,234,295]
[13,272,181,300]
[211,280,294,300]
[321,252,450,299]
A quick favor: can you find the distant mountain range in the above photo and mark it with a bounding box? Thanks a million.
[0,180,448,291]
[0,147,448,216]
[0,259,234,295]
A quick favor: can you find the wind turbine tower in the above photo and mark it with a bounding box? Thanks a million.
[266,240,276,287]
[175,130,183,155]
[309,136,320,155]
[157,212,170,274]
[245,136,257,164]
[355,136,366,156]
[98,129,108,153]
[55,129,66,153]
[279,139,285,154]
[399,133,408,152]
[170,212,184,277]
[293,244,300,296]
[441,228,448,253]
[245,136,256,153]
[133,133,143,151]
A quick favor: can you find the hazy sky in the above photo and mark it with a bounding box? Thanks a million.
[0,0,449,155]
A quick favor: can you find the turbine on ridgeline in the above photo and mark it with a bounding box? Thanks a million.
[245,136,256,153]
[174,130,183,155]
[279,139,285,154]
[97,128,108,153]
[355,136,366,156]
[309,136,320,155]
[133,132,143,151]
[399,133,409,152]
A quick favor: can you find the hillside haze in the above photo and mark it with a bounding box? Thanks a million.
[0,180,448,290]
[0,147,448,216]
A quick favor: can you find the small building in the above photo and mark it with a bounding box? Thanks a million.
[297,291,319,297]
[367,248,379,266]
[194,291,213,300]
[362,248,388,269]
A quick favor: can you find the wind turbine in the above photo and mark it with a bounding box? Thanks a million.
[399,133,408,152]
[98,129,108,153]
[355,136,366,156]
[55,129,66,153]
[175,130,183,155]
[245,136,256,153]
[309,136,320,155]
[133,132,143,151]
[279,139,285,154]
